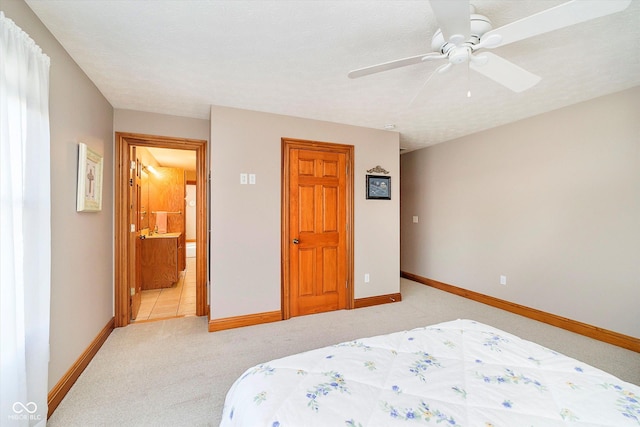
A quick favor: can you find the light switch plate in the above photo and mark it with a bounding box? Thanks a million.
[249,174,256,185]
[240,173,248,184]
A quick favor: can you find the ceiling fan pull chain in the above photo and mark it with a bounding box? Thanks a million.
[466,62,471,98]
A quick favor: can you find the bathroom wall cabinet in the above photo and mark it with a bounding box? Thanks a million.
[148,166,186,272]
[140,233,180,289]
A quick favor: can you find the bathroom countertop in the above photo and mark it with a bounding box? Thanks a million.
[144,232,181,239]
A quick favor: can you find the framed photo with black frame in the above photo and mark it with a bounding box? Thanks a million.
[366,175,391,200]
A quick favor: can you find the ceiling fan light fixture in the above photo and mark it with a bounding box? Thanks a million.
[469,14,492,39]
[431,12,492,53]
[449,46,471,64]
[448,34,465,45]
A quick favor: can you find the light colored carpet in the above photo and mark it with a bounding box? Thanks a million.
[48,278,640,426]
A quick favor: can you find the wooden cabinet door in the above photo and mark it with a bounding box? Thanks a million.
[289,147,347,316]
[141,238,178,289]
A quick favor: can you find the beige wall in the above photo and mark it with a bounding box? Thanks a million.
[210,106,400,319]
[4,0,115,390]
[114,109,210,141]
[401,87,640,338]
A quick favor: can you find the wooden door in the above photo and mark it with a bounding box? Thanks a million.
[129,147,142,320]
[288,145,349,316]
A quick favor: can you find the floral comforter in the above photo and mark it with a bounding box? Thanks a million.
[219,319,639,426]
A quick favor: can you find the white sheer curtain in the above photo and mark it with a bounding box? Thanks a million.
[1,11,51,426]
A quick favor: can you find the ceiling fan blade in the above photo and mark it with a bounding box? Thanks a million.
[482,0,632,49]
[348,53,445,79]
[470,52,540,93]
[429,0,470,44]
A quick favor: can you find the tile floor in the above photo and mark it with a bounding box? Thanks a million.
[134,256,196,322]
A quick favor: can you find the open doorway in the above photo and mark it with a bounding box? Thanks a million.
[114,132,208,327]
[133,146,195,321]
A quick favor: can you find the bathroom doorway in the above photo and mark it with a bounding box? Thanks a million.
[134,147,195,321]
[114,132,208,328]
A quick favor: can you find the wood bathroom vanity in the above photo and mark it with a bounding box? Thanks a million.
[140,232,182,289]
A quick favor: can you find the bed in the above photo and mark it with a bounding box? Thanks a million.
[220,319,639,426]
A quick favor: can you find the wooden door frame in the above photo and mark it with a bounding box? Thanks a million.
[281,138,354,320]
[115,132,208,327]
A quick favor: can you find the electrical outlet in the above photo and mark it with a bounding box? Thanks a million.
[500,275,507,285]
[412,215,419,223]
[364,273,370,283]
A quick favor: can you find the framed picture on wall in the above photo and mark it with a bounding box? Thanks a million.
[366,175,391,200]
[77,142,103,212]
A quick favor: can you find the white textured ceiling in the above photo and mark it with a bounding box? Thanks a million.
[25,0,640,152]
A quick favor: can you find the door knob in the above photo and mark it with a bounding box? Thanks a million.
[292,239,299,244]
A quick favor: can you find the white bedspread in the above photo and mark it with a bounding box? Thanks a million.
[220,319,640,426]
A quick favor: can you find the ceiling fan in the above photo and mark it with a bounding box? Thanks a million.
[348,0,631,93]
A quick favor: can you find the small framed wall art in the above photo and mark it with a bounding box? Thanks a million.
[366,174,391,200]
[77,142,103,212]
